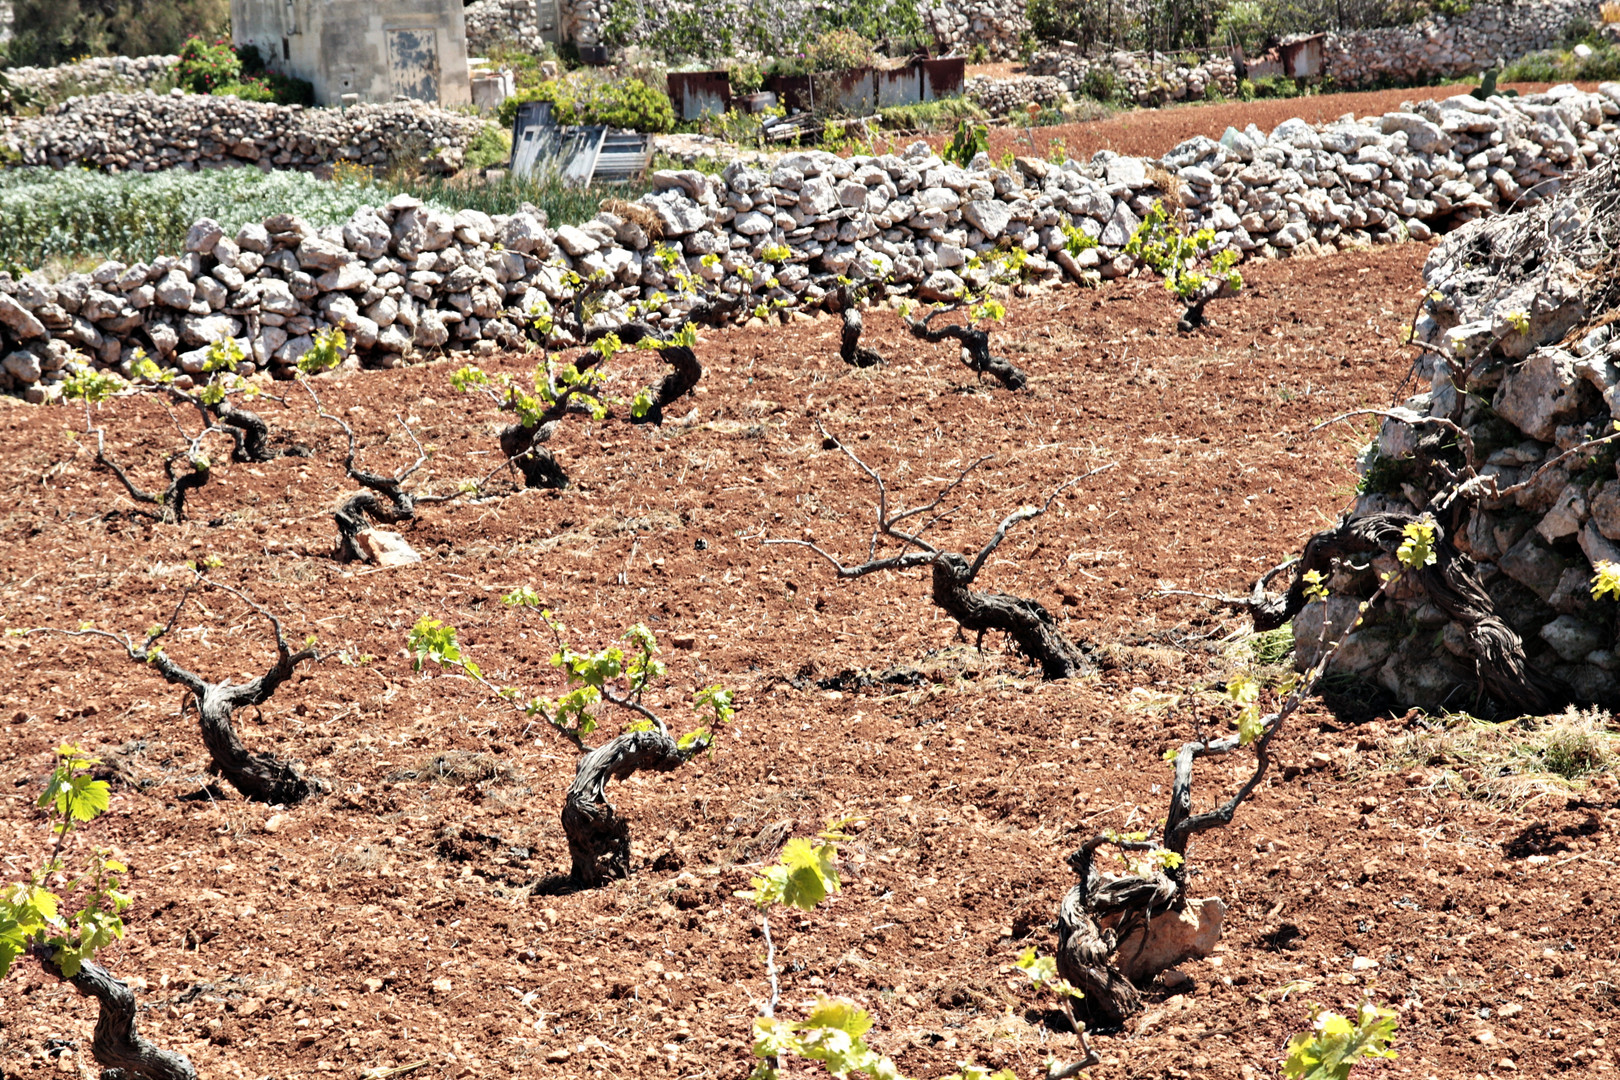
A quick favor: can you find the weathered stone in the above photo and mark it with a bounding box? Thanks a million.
[1494,348,1594,443]
[0,294,47,339]
[1112,896,1225,982]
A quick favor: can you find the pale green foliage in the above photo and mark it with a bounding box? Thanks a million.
[1098,828,1184,875]
[1504,309,1530,333]
[1013,947,1082,1000]
[1396,518,1438,569]
[410,611,730,747]
[0,745,130,981]
[1302,569,1330,603]
[1283,1003,1398,1080]
[61,368,126,404]
[1593,560,1620,601]
[502,585,544,609]
[296,328,348,377]
[408,616,481,680]
[760,243,793,263]
[1059,219,1098,257]
[1125,200,1243,301]
[738,817,857,912]
[1226,673,1267,745]
[451,357,608,428]
[751,996,901,1080]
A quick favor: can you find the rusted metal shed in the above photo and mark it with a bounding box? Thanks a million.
[667,70,732,121]
[1277,34,1325,80]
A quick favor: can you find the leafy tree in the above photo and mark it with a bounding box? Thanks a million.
[0,746,196,1079]
[5,0,227,67]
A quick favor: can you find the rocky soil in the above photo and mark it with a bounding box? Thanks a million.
[2,243,1618,1080]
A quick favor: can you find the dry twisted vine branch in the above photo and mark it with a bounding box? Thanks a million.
[765,423,1112,679]
[24,572,322,804]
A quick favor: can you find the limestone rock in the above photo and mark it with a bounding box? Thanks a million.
[1112,896,1226,982]
[353,529,421,567]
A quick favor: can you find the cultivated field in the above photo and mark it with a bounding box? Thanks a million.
[3,235,1614,1080]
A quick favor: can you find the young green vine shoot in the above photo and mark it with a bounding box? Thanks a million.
[1282,1002,1399,1080]
[0,745,129,981]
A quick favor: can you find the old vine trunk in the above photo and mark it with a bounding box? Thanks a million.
[930,554,1093,679]
[38,950,197,1080]
[561,729,689,888]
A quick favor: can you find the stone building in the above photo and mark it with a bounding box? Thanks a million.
[230,0,471,107]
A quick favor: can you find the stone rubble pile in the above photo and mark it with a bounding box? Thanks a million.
[1298,153,1620,707]
[465,0,553,56]
[4,90,487,174]
[1029,48,1238,106]
[965,75,1069,117]
[921,0,1029,61]
[7,53,177,102]
[2,83,1618,412]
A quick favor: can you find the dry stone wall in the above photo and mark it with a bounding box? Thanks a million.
[2,83,1618,447]
[1325,0,1601,89]
[921,0,1028,61]
[4,90,487,173]
[1033,0,1601,99]
[7,54,177,101]
[1028,48,1238,106]
[465,0,554,55]
[965,74,1068,115]
[1297,152,1620,708]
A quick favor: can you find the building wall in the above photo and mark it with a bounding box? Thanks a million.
[231,0,471,107]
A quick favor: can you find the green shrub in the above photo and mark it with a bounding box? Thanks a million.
[497,73,675,133]
[942,117,988,166]
[213,79,276,102]
[1252,74,1300,98]
[0,167,408,270]
[805,28,876,72]
[464,122,513,171]
[230,43,316,104]
[1081,65,1117,102]
[728,60,764,96]
[1502,42,1620,83]
[876,96,984,131]
[176,35,241,94]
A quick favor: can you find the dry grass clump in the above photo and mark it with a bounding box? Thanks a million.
[1386,706,1619,808]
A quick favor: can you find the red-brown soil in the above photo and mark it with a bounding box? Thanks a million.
[937,82,1605,162]
[2,243,1617,1080]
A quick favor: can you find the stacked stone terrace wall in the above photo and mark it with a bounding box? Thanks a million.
[3,90,487,173]
[1,85,1617,448]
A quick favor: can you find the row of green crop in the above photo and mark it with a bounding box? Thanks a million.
[0,166,651,276]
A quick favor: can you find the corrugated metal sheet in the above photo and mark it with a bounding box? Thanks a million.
[668,70,733,121]
[1279,34,1325,79]
[917,57,965,101]
[768,56,967,115]
[509,101,652,186]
